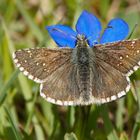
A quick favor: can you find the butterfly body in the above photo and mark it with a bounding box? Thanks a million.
[13,38,140,105]
[74,36,91,101]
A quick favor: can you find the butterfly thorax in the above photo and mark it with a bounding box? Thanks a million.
[73,34,92,101]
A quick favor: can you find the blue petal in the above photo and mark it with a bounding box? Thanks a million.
[100,18,129,44]
[76,10,102,46]
[46,25,77,48]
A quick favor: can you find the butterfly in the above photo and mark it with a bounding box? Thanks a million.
[13,10,140,105]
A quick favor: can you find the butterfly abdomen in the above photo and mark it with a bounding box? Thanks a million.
[76,48,91,101]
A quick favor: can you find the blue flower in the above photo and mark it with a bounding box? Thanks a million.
[46,10,129,48]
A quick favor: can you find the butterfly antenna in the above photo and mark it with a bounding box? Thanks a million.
[127,23,138,39]
[52,28,77,40]
[97,25,113,43]
[85,26,113,44]
[85,31,102,44]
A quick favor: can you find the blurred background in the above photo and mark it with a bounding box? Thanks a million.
[0,0,140,140]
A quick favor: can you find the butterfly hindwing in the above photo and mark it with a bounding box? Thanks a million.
[40,61,81,105]
[90,56,130,103]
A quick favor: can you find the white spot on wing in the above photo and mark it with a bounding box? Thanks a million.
[23,71,29,76]
[12,53,16,59]
[126,55,129,58]
[120,56,123,60]
[132,41,136,44]
[34,77,42,83]
[126,70,134,76]
[137,50,140,53]
[133,65,139,71]
[106,97,110,102]
[126,77,130,82]
[126,84,130,92]
[14,59,18,63]
[46,97,56,104]
[40,92,46,98]
[118,91,126,98]
[28,74,34,80]
[101,98,106,103]
[111,95,117,101]
[16,63,21,67]
[68,101,75,105]
[138,61,140,66]
[56,100,63,105]
[19,67,24,71]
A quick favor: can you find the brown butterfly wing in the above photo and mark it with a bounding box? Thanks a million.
[90,39,140,103]
[90,57,130,103]
[94,39,140,76]
[13,48,72,83]
[13,47,82,105]
[40,61,81,105]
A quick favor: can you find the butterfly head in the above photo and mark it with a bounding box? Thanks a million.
[76,34,89,48]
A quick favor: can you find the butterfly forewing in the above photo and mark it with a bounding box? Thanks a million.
[13,48,72,83]
[94,39,140,76]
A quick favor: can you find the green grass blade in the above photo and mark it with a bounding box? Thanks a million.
[25,87,38,132]
[131,81,140,140]
[0,70,19,106]
[116,99,125,131]
[32,116,45,140]
[64,132,78,140]
[4,107,22,140]
[101,105,119,140]
[15,0,44,41]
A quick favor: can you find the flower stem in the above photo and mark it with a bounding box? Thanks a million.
[74,106,91,140]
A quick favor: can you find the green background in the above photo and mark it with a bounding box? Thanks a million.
[0,0,140,140]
